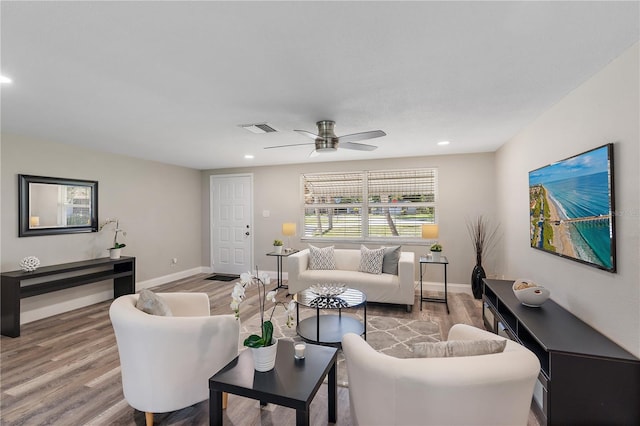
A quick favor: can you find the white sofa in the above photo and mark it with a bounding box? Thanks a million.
[342,324,541,426]
[286,248,416,311]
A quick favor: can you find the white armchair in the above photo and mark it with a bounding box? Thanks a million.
[342,324,540,426]
[109,292,240,426]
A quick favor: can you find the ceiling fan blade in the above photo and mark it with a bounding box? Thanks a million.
[338,130,386,143]
[264,142,314,150]
[294,130,319,139]
[340,142,378,151]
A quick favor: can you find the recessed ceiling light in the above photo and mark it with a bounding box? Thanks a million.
[0,75,13,84]
[437,141,450,146]
[244,154,255,159]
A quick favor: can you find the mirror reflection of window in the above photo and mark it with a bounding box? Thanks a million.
[29,183,92,228]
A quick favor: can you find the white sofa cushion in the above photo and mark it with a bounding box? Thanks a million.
[358,245,384,274]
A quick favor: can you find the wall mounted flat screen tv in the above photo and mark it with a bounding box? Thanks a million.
[529,143,616,272]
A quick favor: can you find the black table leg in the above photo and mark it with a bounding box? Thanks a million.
[209,389,223,426]
[277,257,283,288]
[444,263,449,314]
[419,262,424,311]
[0,277,20,338]
[113,259,135,297]
[363,302,367,340]
[328,361,337,423]
[296,407,310,426]
[316,306,320,344]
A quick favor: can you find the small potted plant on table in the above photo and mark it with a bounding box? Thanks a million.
[430,243,443,261]
[273,239,283,254]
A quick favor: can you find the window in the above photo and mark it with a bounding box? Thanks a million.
[301,168,437,241]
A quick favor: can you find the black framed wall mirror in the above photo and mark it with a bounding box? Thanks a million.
[19,175,98,237]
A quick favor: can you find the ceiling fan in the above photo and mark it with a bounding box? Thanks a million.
[264,120,386,155]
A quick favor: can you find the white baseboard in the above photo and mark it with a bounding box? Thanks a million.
[136,267,209,290]
[21,267,209,325]
[416,281,473,296]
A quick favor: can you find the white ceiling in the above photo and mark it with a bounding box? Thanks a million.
[1,1,638,170]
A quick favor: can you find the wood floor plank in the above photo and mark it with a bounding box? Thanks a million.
[1,275,539,426]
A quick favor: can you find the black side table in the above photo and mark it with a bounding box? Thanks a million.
[266,249,299,290]
[419,255,449,314]
[209,340,338,426]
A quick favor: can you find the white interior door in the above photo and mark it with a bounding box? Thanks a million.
[210,174,253,275]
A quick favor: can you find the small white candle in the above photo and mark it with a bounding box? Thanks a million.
[294,343,306,359]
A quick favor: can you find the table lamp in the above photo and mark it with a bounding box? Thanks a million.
[282,222,296,251]
[421,224,438,256]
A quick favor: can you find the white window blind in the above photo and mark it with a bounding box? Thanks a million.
[301,168,437,240]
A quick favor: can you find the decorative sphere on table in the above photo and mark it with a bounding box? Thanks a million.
[20,256,41,272]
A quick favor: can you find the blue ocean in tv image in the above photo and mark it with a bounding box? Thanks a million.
[545,171,612,269]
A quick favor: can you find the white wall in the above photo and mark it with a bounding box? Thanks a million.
[1,135,203,323]
[496,43,639,356]
[202,152,498,287]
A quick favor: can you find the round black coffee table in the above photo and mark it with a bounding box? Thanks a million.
[293,287,367,344]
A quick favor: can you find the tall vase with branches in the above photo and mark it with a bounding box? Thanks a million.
[466,215,499,299]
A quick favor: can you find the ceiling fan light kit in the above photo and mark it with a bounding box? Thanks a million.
[264,120,386,154]
[315,138,338,152]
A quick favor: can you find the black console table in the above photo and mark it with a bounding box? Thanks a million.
[483,279,639,425]
[1,256,136,337]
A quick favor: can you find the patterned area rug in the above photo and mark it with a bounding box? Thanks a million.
[240,306,441,386]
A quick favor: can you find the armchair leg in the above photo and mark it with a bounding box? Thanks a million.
[222,392,229,410]
[145,412,153,426]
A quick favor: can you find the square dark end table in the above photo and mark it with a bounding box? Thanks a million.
[209,340,338,426]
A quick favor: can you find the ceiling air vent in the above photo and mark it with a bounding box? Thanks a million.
[239,123,278,134]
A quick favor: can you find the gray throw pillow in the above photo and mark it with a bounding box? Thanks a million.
[411,339,507,358]
[382,246,401,275]
[135,289,173,316]
[309,245,336,270]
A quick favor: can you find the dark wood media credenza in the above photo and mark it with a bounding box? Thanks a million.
[1,256,136,337]
[483,279,639,425]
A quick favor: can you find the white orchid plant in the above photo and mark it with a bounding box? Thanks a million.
[231,269,296,348]
[99,218,126,249]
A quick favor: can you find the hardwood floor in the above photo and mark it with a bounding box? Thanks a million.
[0,274,526,425]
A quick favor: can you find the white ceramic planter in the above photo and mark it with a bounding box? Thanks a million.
[110,248,122,259]
[431,251,441,262]
[251,339,278,372]
[273,245,283,254]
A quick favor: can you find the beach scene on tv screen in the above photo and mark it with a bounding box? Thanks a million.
[529,145,613,270]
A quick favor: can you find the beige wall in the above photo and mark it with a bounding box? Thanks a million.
[202,152,498,287]
[1,135,203,323]
[496,43,640,356]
